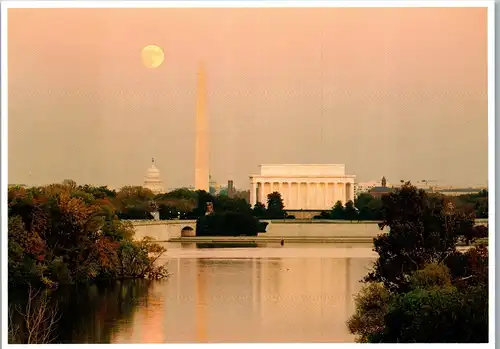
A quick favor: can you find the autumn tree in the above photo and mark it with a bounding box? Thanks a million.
[115,186,155,219]
[8,183,167,287]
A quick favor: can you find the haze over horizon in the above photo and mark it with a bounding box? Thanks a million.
[8,7,488,190]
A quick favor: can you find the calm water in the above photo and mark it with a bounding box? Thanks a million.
[11,243,376,343]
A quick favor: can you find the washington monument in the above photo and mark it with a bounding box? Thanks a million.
[194,64,210,191]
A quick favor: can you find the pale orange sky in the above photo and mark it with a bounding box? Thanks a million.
[8,7,488,189]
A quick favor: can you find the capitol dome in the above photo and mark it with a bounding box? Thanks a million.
[146,166,161,179]
[143,158,164,194]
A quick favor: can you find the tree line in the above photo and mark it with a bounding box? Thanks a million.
[315,190,488,221]
[40,180,486,223]
[61,182,289,221]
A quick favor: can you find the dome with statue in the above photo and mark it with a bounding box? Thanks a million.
[143,158,164,194]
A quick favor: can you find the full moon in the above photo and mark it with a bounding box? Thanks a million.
[141,45,164,69]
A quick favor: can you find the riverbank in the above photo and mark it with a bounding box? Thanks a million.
[169,236,488,246]
[169,236,375,243]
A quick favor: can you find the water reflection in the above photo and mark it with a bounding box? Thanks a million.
[110,249,373,343]
[9,279,155,344]
[196,242,261,249]
[195,259,208,343]
[10,246,375,343]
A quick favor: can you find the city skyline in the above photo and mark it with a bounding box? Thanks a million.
[7,7,488,189]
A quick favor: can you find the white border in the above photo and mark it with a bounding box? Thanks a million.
[1,1,495,349]
[0,0,495,8]
[486,1,495,345]
[1,2,9,348]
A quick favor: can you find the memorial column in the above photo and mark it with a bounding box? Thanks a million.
[305,183,310,209]
[332,183,337,204]
[287,182,292,208]
[250,180,257,206]
[297,183,301,209]
[315,182,321,209]
[258,182,264,204]
[340,182,345,204]
[324,183,329,209]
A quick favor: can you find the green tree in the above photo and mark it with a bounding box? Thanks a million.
[193,190,214,217]
[372,285,487,343]
[214,196,251,213]
[331,201,344,219]
[349,260,488,343]
[78,184,117,199]
[474,197,488,218]
[266,192,286,219]
[355,193,382,220]
[344,200,358,221]
[347,182,487,343]
[252,202,267,218]
[156,198,196,219]
[453,190,489,219]
[157,203,178,220]
[365,182,474,292]
[161,188,197,201]
[347,282,391,342]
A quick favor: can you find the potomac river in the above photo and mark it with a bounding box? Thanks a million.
[11,218,486,343]
[12,242,377,343]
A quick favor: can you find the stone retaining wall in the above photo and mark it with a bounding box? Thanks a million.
[130,218,488,242]
[131,220,386,241]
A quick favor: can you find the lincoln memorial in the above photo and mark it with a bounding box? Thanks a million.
[249,164,356,210]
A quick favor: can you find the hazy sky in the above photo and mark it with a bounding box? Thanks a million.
[8,7,488,190]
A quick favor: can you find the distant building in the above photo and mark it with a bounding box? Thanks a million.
[368,176,394,199]
[354,181,380,198]
[143,158,165,194]
[354,176,393,198]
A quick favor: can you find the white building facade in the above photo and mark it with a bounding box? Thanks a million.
[143,159,165,194]
[249,164,356,210]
